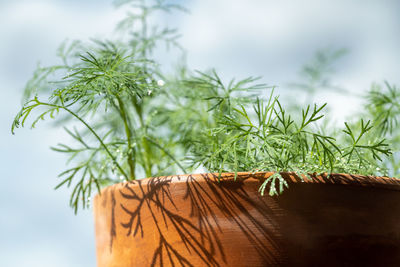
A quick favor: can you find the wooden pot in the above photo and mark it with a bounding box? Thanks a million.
[94,172,400,266]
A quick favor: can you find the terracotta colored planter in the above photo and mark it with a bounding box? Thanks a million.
[94,172,400,267]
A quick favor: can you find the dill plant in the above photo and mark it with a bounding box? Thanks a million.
[11,0,396,212]
[190,90,391,196]
[12,0,188,212]
[365,82,400,177]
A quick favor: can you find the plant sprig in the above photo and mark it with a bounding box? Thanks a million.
[190,92,391,196]
[13,0,189,213]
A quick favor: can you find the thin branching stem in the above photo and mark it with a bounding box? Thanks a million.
[38,100,129,179]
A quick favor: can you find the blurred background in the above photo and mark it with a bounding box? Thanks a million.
[1,0,400,266]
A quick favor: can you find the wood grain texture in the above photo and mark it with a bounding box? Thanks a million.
[94,172,400,267]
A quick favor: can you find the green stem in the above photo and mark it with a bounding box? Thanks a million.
[38,101,129,180]
[117,96,136,180]
[132,99,153,177]
[141,3,148,59]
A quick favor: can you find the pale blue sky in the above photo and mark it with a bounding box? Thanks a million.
[1,1,400,266]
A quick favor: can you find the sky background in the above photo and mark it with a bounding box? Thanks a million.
[1,0,400,266]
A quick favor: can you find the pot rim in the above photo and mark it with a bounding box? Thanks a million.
[97,172,400,196]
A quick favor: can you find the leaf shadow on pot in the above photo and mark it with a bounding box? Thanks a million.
[103,173,286,267]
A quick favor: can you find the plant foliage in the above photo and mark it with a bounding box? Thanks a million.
[12,0,396,212]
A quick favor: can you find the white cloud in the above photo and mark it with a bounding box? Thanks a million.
[0,0,125,38]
